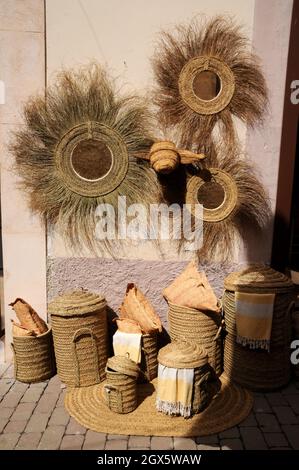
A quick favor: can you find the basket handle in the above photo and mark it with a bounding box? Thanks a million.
[72,327,100,387]
[104,384,123,413]
[214,319,225,342]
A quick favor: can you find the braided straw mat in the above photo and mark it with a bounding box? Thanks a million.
[65,374,252,436]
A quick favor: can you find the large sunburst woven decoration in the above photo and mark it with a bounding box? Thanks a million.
[152,16,268,149]
[185,141,271,261]
[11,64,161,254]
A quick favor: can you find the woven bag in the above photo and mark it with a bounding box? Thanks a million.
[223,265,294,391]
[12,328,56,383]
[49,290,108,387]
[104,355,140,414]
[157,341,221,416]
[168,301,224,376]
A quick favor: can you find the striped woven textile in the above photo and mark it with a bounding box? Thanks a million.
[156,364,194,418]
[113,331,142,363]
[235,292,275,352]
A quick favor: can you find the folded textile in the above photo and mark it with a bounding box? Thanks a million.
[156,364,194,418]
[9,298,48,335]
[163,261,220,312]
[113,330,142,363]
[235,291,275,352]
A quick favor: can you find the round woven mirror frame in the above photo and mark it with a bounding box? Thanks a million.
[179,56,235,115]
[55,121,129,197]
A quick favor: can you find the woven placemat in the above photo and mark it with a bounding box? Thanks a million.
[64,374,253,437]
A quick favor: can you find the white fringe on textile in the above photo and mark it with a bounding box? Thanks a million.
[156,398,192,418]
[236,335,270,352]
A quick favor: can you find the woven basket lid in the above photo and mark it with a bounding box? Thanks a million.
[224,264,293,293]
[106,355,140,378]
[158,341,208,369]
[48,289,107,317]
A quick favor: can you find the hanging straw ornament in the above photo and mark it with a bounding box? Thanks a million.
[185,141,271,261]
[11,64,161,255]
[152,16,268,149]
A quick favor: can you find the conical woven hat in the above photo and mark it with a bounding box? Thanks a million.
[158,341,208,369]
[106,355,140,378]
[224,264,293,293]
[48,289,106,317]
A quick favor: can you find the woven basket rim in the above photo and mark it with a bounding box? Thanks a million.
[167,299,222,315]
[49,290,107,317]
[106,356,140,378]
[12,326,52,341]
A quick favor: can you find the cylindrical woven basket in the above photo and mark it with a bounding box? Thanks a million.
[12,328,56,383]
[223,265,294,391]
[168,302,223,376]
[49,290,108,387]
[104,355,139,414]
[139,333,158,382]
[157,341,221,416]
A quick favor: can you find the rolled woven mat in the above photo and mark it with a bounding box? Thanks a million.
[64,374,253,437]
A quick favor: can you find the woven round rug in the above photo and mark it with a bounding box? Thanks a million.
[64,374,253,437]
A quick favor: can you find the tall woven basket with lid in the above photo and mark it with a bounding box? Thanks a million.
[168,302,223,376]
[223,265,294,391]
[104,355,140,414]
[49,290,108,387]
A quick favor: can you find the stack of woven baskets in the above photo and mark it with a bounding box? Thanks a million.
[223,265,294,391]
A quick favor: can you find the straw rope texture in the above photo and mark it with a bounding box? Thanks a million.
[223,265,294,391]
[12,328,56,383]
[152,15,268,149]
[11,64,160,256]
[186,142,271,261]
[65,374,253,437]
[104,356,140,414]
[139,334,159,382]
[168,302,223,376]
[49,291,108,387]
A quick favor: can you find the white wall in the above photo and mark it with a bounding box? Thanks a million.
[0,0,47,360]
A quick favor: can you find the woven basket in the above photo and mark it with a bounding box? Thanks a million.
[104,355,139,414]
[223,265,294,391]
[49,290,108,387]
[12,328,56,383]
[138,333,159,382]
[157,341,221,416]
[168,302,223,376]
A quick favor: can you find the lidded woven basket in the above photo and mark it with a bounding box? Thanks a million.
[49,290,108,387]
[104,355,140,414]
[223,265,294,391]
[12,328,56,383]
[157,341,221,415]
[167,302,223,376]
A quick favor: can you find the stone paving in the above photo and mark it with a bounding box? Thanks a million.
[0,362,299,450]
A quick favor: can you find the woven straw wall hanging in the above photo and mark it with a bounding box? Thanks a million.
[185,142,271,261]
[152,16,268,149]
[11,64,160,254]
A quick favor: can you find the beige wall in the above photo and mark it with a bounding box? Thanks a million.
[0,0,47,360]
[46,0,257,261]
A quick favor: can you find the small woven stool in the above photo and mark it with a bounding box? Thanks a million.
[104,355,140,414]
[49,290,108,387]
[223,265,294,391]
[157,341,221,417]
